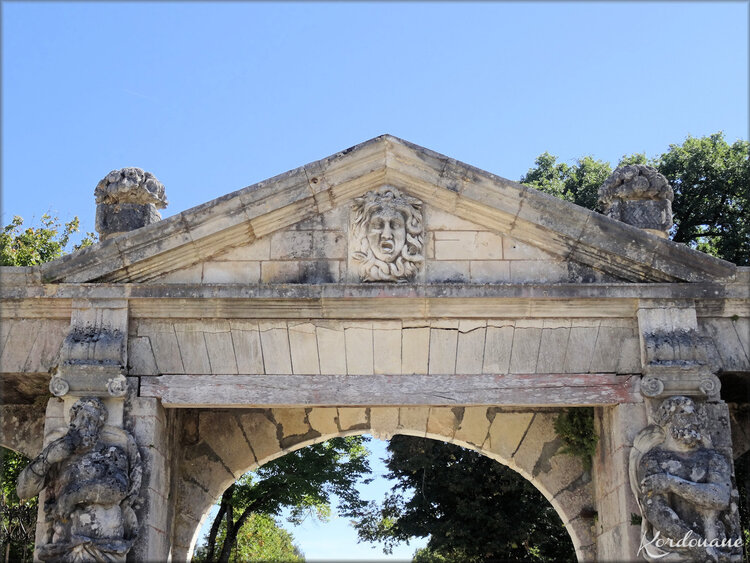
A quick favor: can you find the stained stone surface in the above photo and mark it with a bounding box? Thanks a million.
[16,397,142,562]
[599,165,674,235]
[629,396,742,562]
[95,168,167,240]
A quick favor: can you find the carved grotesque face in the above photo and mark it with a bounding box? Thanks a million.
[69,399,106,450]
[367,207,407,264]
[351,187,424,282]
[661,398,703,449]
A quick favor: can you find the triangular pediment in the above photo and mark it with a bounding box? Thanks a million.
[38,135,735,285]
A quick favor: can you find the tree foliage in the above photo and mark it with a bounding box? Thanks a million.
[353,436,575,562]
[1,449,36,562]
[521,132,749,265]
[0,214,95,267]
[198,436,371,563]
[520,152,613,211]
[193,513,303,563]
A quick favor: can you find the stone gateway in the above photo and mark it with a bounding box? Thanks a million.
[1,136,747,561]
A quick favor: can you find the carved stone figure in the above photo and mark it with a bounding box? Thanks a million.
[95,167,168,240]
[598,164,673,236]
[351,186,424,282]
[17,398,142,562]
[629,396,742,562]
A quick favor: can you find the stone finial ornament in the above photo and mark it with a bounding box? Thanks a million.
[598,165,674,237]
[17,397,142,562]
[629,396,742,562]
[351,186,424,282]
[95,168,168,240]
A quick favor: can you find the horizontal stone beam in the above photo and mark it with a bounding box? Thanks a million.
[140,373,641,408]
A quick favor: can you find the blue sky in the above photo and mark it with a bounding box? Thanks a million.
[2,1,748,560]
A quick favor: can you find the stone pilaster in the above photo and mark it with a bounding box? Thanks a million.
[125,389,172,562]
[593,403,648,561]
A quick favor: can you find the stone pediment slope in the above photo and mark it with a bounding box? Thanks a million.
[37,135,735,284]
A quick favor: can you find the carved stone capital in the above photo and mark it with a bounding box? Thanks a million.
[50,368,128,398]
[640,373,721,400]
[53,299,129,399]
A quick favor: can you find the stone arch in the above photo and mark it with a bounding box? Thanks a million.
[171,406,596,561]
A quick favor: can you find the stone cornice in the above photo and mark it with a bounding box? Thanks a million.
[1,283,747,320]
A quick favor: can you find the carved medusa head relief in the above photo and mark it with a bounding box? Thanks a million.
[351,187,424,282]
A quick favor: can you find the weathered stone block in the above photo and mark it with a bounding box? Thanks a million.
[503,238,551,260]
[238,411,281,463]
[204,329,238,374]
[345,326,373,375]
[564,326,598,373]
[469,260,511,283]
[509,260,568,283]
[230,324,264,374]
[454,406,491,447]
[373,328,401,374]
[203,261,260,283]
[535,328,569,373]
[96,203,162,240]
[426,407,459,440]
[289,323,320,374]
[370,407,399,439]
[258,324,292,374]
[126,336,157,376]
[316,325,347,375]
[261,261,300,283]
[219,237,271,261]
[307,407,339,437]
[399,406,429,435]
[429,328,458,374]
[512,413,559,476]
[273,408,310,438]
[425,260,470,283]
[199,413,253,478]
[174,328,211,374]
[509,327,542,374]
[483,325,513,374]
[338,407,368,431]
[485,412,534,460]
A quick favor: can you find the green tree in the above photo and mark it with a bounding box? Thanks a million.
[0,214,95,267]
[0,449,36,563]
[193,513,303,563]
[520,153,612,211]
[521,132,750,266]
[658,133,749,265]
[199,436,371,563]
[353,436,575,562]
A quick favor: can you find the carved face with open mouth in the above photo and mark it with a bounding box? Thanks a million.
[367,207,406,264]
